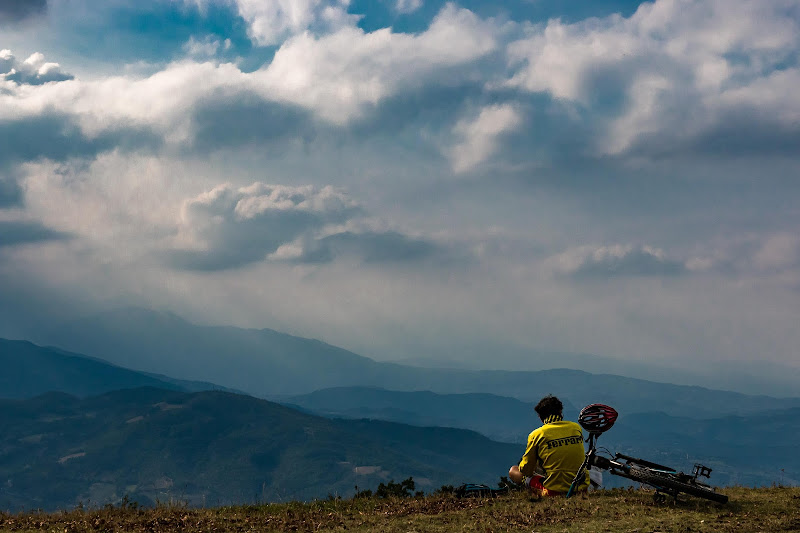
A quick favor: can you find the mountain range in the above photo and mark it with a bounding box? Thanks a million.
[33,308,800,419]
[38,307,800,398]
[0,387,518,512]
[0,338,232,399]
[284,386,799,488]
[283,386,573,444]
[2,307,799,510]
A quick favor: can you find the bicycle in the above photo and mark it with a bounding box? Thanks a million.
[566,404,728,504]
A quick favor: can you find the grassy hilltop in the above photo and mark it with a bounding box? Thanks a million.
[1,486,797,533]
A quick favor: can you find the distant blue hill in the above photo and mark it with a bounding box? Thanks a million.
[286,386,800,488]
[0,339,182,398]
[38,307,383,397]
[36,307,800,419]
[0,338,234,399]
[602,407,800,488]
[284,386,578,444]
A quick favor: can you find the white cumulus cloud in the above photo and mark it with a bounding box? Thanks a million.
[449,103,522,173]
[182,36,232,58]
[167,181,452,269]
[548,244,688,279]
[505,0,800,155]
[254,3,498,122]
[168,182,360,270]
[396,0,423,14]
[0,3,498,152]
[0,50,73,86]
[232,0,358,46]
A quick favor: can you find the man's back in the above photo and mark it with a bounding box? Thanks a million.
[523,417,588,493]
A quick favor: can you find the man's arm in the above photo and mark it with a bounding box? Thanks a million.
[517,434,540,477]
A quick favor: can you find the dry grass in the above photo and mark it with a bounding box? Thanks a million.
[0,486,797,532]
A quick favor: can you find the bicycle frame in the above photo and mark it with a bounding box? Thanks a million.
[566,405,727,504]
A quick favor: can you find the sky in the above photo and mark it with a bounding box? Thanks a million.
[1,0,799,382]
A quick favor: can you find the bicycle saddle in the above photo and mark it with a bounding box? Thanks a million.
[578,404,618,433]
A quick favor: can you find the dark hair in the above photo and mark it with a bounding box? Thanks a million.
[534,395,563,421]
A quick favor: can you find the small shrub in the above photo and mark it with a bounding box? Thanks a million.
[375,477,416,498]
[435,484,455,495]
[353,486,373,498]
[498,476,524,491]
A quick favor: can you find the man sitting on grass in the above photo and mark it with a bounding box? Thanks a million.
[508,395,590,497]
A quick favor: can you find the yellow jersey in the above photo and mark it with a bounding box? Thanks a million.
[518,415,589,493]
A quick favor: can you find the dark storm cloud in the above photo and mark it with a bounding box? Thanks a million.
[348,79,486,137]
[167,228,453,270]
[187,74,494,160]
[324,81,593,175]
[0,113,162,208]
[165,247,274,272]
[294,230,447,264]
[166,208,328,271]
[626,107,800,160]
[0,220,68,247]
[0,113,162,169]
[189,92,315,152]
[0,0,47,22]
[0,177,23,208]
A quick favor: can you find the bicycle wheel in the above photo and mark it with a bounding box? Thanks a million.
[627,465,728,504]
